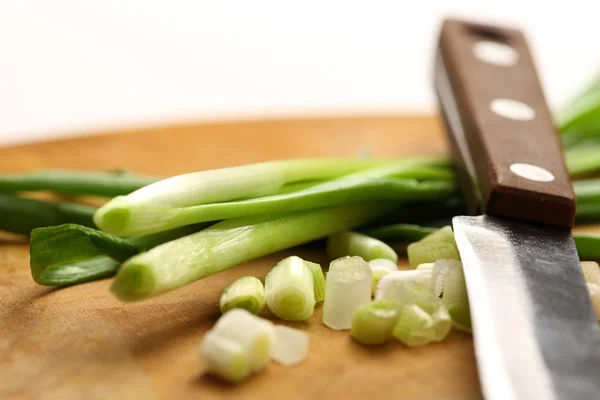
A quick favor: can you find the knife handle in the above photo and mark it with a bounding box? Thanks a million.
[433,19,576,229]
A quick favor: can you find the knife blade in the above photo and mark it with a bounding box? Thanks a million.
[433,18,600,400]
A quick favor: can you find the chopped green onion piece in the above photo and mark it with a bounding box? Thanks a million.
[369,258,399,295]
[305,261,326,303]
[265,256,315,321]
[574,233,600,259]
[199,331,251,383]
[587,283,600,320]
[393,302,452,347]
[375,270,432,301]
[581,261,600,285]
[212,309,274,372]
[416,263,435,270]
[220,276,266,315]
[420,226,457,247]
[111,203,392,301]
[407,241,460,269]
[431,259,462,297]
[351,300,401,345]
[327,231,398,262]
[442,261,471,332]
[271,325,310,366]
[323,256,372,330]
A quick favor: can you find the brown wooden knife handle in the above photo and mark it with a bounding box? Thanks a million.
[433,18,576,229]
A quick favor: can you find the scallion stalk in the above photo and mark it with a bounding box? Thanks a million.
[368,258,399,295]
[0,194,96,235]
[112,203,393,301]
[0,169,158,197]
[271,325,310,366]
[94,159,454,237]
[574,233,600,260]
[322,256,372,330]
[351,300,401,345]
[265,256,315,321]
[327,231,398,262]
[220,276,266,315]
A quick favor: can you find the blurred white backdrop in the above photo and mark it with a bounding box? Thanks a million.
[0,1,599,145]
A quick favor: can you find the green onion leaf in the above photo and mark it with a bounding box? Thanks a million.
[265,256,315,321]
[199,331,251,383]
[327,231,398,262]
[220,276,266,315]
[368,258,399,295]
[323,256,372,330]
[271,325,310,366]
[574,233,600,261]
[112,203,392,301]
[351,300,401,345]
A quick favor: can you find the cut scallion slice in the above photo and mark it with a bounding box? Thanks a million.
[442,261,471,332]
[322,256,372,330]
[199,331,251,383]
[407,242,460,269]
[271,325,310,366]
[393,302,452,347]
[431,259,462,297]
[212,309,274,372]
[419,226,457,248]
[327,231,398,262]
[265,256,315,321]
[375,270,432,301]
[587,283,600,320]
[351,300,401,345]
[220,276,266,315]
[305,261,325,303]
[416,263,434,270]
[368,258,399,295]
[581,261,600,285]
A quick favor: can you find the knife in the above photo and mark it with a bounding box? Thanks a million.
[433,18,600,400]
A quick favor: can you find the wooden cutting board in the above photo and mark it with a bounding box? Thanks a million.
[0,115,525,400]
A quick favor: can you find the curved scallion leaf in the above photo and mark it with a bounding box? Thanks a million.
[305,261,325,303]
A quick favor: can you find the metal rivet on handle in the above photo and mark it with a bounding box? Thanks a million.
[490,98,536,121]
[473,41,519,66]
[510,163,555,182]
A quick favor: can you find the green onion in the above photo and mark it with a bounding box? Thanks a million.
[271,325,310,366]
[407,242,460,269]
[393,302,452,347]
[557,72,600,149]
[431,259,462,297]
[265,256,315,321]
[322,256,372,330]
[368,258,399,295]
[419,226,457,248]
[350,300,401,345]
[305,261,326,303]
[565,145,600,178]
[416,263,435,270]
[112,203,392,301]
[29,223,201,286]
[94,159,454,237]
[327,231,398,262]
[587,283,600,320]
[220,276,266,315]
[574,233,600,260]
[581,261,600,285]
[574,179,600,205]
[375,270,433,301]
[441,261,471,332]
[200,309,274,382]
[0,194,96,235]
[0,169,157,197]
[361,223,437,242]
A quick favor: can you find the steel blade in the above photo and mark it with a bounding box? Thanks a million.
[453,215,600,400]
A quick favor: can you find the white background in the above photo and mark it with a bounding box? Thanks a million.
[1,1,599,146]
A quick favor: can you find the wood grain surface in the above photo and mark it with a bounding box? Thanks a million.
[0,115,526,400]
